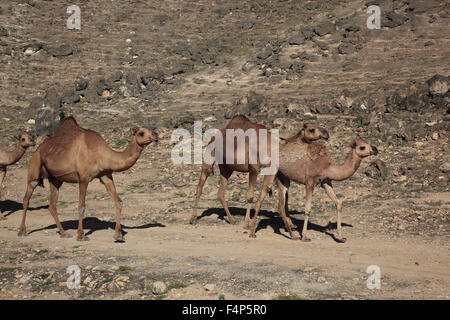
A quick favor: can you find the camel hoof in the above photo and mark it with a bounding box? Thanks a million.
[189,218,197,225]
[301,236,311,242]
[249,233,256,238]
[114,235,125,243]
[18,229,28,237]
[291,233,300,240]
[59,232,72,238]
[228,218,237,225]
[335,237,347,243]
[243,222,250,230]
[77,235,90,241]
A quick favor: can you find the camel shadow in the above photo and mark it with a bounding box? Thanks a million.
[28,217,165,239]
[198,207,352,242]
[0,200,48,217]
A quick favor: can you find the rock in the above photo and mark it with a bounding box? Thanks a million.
[204,284,217,292]
[288,33,305,45]
[431,132,440,140]
[385,92,406,112]
[75,79,88,91]
[314,21,335,36]
[18,276,31,284]
[204,116,217,122]
[406,0,440,13]
[141,69,165,85]
[33,87,65,137]
[439,162,450,174]
[242,61,257,72]
[23,43,43,56]
[313,39,329,51]
[0,27,7,37]
[242,22,254,30]
[300,26,315,40]
[365,160,388,180]
[427,74,448,96]
[257,46,273,60]
[306,2,319,10]
[338,43,355,55]
[61,91,80,104]
[383,12,408,28]
[49,43,73,57]
[152,281,167,295]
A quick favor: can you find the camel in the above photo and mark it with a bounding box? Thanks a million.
[0,133,35,216]
[249,139,378,242]
[18,116,157,242]
[190,115,329,229]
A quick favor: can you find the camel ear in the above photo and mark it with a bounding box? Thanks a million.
[351,141,357,149]
[131,127,139,135]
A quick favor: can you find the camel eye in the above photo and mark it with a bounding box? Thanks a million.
[139,132,144,137]
[21,138,25,142]
[360,146,366,150]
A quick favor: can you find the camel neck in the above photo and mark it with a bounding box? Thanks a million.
[325,149,361,181]
[108,137,144,172]
[9,143,26,165]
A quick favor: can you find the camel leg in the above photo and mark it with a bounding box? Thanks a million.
[217,166,236,225]
[275,177,299,240]
[190,164,213,224]
[18,181,38,236]
[100,175,124,242]
[244,171,257,229]
[301,183,314,242]
[0,168,5,218]
[249,174,276,238]
[48,178,70,238]
[77,180,89,241]
[322,182,346,243]
[276,174,295,230]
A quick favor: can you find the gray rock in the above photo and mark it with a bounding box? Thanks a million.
[257,46,273,60]
[75,79,88,91]
[288,33,306,45]
[314,21,335,36]
[33,87,65,137]
[383,11,408,28]
[427,74,448,96]
[0,26,7,37]
[152,281,168,295]
[242,61,257,72]
[50,43,73,57]
[242,22,254,30]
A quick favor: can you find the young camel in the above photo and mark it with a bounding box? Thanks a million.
[190,115,329,229]
[18,116,157,242]
[249,139,378,242]
[0,133,35,216]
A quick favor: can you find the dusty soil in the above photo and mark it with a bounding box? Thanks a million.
[0,0,449,300]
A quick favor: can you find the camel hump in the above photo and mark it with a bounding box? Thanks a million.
[54,116,85,136]
[307,142,328,160]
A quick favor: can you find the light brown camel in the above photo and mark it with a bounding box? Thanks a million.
[0,133,35,210]
[18,116,157,242]
[249,139,378,242]
[190,115,329,229]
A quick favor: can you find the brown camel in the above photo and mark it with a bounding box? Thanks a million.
[249,139,378,242]
[190,115,329,229]
[18,116,157,242]
[0,133,35,208]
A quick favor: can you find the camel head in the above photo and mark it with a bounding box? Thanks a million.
[351,140,378,158]
[300,123,329,142]
[17,133,35,149]
[132,127,158,147]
